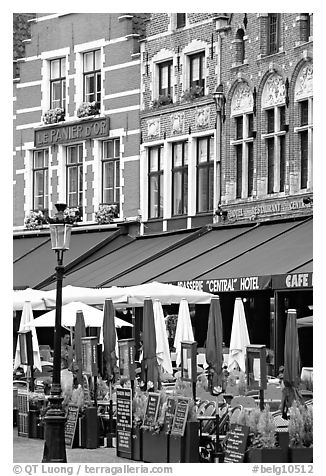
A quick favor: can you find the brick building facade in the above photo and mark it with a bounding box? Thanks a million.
[13,13,149,228]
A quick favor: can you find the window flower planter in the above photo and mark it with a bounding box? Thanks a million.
[95,204,119,224]
[42,107,65,124]
[24,210,48,230]
[77,101,100,118]
[151,95,173,109]
[181,85,204,102]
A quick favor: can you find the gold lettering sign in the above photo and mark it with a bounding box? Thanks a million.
[34,117,109,147]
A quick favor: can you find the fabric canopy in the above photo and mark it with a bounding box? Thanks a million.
[124,281,214,306]
[14,301,42,372]
[43,285,129,307]
[228,297,250,372]
[174,298,194,367]
[153,299,173,374]
[24,301,133,328]
[13,288,49,311]
[297,315,313,328]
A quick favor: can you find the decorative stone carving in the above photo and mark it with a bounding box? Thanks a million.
[171,112,185,134]
[195,106,210,128]
[147,118,160,138]
[231,82,253,114]
[295,63,313,100]
[262,73,286,107]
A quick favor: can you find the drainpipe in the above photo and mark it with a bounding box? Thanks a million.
[213,84,225,222]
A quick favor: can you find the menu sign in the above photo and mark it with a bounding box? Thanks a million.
[163,397,177,433]
[224,424,249,463]
[170,397,189,437]
[116,387,132,455]
[64,404,79,448]
[118,339,135,380]
[142,392,160,429]
[81,337,98,376]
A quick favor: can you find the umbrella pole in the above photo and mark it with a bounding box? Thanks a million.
[259,389,265,410]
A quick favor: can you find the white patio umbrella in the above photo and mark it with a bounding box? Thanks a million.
[228,297,250,372]
[174,298,194,367]
[24,301,133,328]
[13,288,49,311]
[14,301,42,372]
[43,285,129,308]
[124,281,214,306]
[153,299,173,374]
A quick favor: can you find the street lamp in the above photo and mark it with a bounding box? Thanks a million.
[213,84,226,222]
[42,203,72,463]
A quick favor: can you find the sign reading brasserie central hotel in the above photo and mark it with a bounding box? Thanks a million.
[34,116,109,147]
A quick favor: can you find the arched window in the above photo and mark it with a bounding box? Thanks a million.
[294,62,313,190]
[261,74,287,194]
[231,82,254,199]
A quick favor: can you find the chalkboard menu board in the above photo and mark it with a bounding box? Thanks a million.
[142,392,161,429]
[116,387,133,455]
[64,404,79,448]
[163,396,176,433]
[170,397,189,437]
[81,337,98,376]
[224,424,250,463]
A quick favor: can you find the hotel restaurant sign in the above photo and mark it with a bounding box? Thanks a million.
[34,116,109,147]
[174,272,313,293]
[226,197,312,221]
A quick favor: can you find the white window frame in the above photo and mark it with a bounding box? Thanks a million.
[230,113,254,199]
[150,49,176,103]
[181,40,209,97]
[40,47,69,117]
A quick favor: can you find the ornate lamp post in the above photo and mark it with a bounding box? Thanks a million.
[213,84,226,222]
[42,204,72,463]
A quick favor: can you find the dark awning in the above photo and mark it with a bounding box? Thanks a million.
[14,234,50,262]
[57,228,201,288]
[13,228,121,289]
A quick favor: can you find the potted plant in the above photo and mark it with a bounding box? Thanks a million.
[142,388,169,463]
[24,210,48,230]
[131,387,147,461]
[151,95,173,109]
[246,405,284,462]
[288,402,313,462]
[42,107,65,124]
[77,101,100,118]
[181,85,204,102]
[63,207,82,224]
[95,204,119,224]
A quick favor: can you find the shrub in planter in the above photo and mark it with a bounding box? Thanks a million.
[181,85,204,102]
[43,107,65,124]
[246,405,284,463]
[151,95,173,109]
[24,210,48,230]
[131,387,147,461]
[288,402,313,462]
[77,101,100,118]
[95,204,119,224]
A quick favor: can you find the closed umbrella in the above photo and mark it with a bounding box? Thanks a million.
[281,308,304,418]
[14,300,42,372]
[174,298,194,367]
[228,297,250,372]
[141,298,159,389]
[205,297,223,393]
[102,299,118,382]
[74,310,86,385]
[153,299,173,375]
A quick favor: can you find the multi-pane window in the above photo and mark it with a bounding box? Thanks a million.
[83,50,101,103]
[66,144,83,213]
[50,58,66,110]
[148,146,163,219]
[189,52,205,93]
[232,113,255,199]
[33,149,49,210]
[102,139,120,206]
[298,99,312,189]
[158,61,173,98]
[176,13,186,29]
[263,105,287,194]
[172,142,188,216]
[196,136,214,213]
[268,14,280,54]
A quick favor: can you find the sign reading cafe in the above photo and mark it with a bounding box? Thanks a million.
[34,117,109,147]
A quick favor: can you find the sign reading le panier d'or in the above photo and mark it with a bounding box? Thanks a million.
[34,116,109,147]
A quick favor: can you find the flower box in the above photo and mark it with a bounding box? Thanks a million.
[142,429,169,463]
[169,421,200,463]
[246,447,284,463]
[289,447,313,463]
[132,426,142,461]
